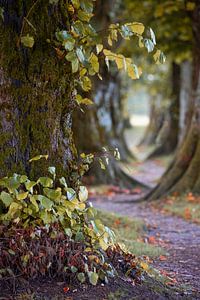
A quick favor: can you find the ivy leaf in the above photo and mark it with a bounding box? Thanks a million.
[72,58,79,73]
[79,186,88,202]
[38,195,53,210]
[21,34,35,48]
[43,188,61,201]
[16,192,29,200]
[63,37,75,51]
[56,30,70,41]
[80,76,92,91]
[72,0,80,9]
[66,188,76,201]
[48,166,56,176]
[59,177,68,188]
[96,44,103,54]
[25,180,37,193]
[77,272,86,283]
[38,177,53,188]
[29,155,48,162]
[76,48,86,64]
[88,271,98,286]
[0,191,13,207]
[76,94,93,105]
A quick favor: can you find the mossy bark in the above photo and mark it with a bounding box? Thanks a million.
[146,1,200,199]
[0,0,78,185]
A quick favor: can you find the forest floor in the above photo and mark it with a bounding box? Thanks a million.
[3,158,200,300]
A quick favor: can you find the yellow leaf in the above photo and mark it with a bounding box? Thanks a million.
[96,44,103,54]
[128,22,145,35]
[153,49,161,64]
[186,2,195,11]
[140,261,149,271]
[16,192,29,200]
[89,53,99,73]
[114,54,124,70]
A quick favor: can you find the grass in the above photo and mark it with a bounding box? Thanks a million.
[97,210,165,258]
[162,194,200,224]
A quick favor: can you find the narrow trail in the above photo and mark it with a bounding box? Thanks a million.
[92,195,200,297]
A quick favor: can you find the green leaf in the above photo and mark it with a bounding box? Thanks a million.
[71,266,78,273]
[7,202,22,217]
[63,37,75,51]
[88,271,98,286]
[21,34,35,48]
[16,192,28,200]
[76,95,93,105]
[72,58,79,73]
[56,30,70,41]
[29,195,39,212]
[79,186,88,202]
[25,180,37,193]
[38,177,53,188]
[66,188,76,201]
[75,231,85,242]
[0,191,13,207]
[76,48,86,64]
[59,177,68,188]
[77,272,86,283]
[72,0,80,9]
[29,155,48,162]
[43,188,61,201]
[80,0,93,13]
[89,53,99,73]
[20,175,28,183]
[80,76,92,91]
[38,195,53,210]
[77,9,93,22]
[64,228,72,238]
[48,166,56,176]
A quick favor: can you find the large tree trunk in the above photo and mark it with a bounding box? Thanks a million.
[146,1,200,199]
[0,1,77,186]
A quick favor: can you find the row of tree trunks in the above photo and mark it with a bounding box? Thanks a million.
[73,0,141,188]
[147,62,180,158]
[0,0,78,187]
[139,95,164,146]
[147,0,200,199]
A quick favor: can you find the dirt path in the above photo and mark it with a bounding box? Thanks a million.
[92,194,200,297]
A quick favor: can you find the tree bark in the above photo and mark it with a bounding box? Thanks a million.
[146,1,200,199]
[0,0,78,186]
[147,62,180,158]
